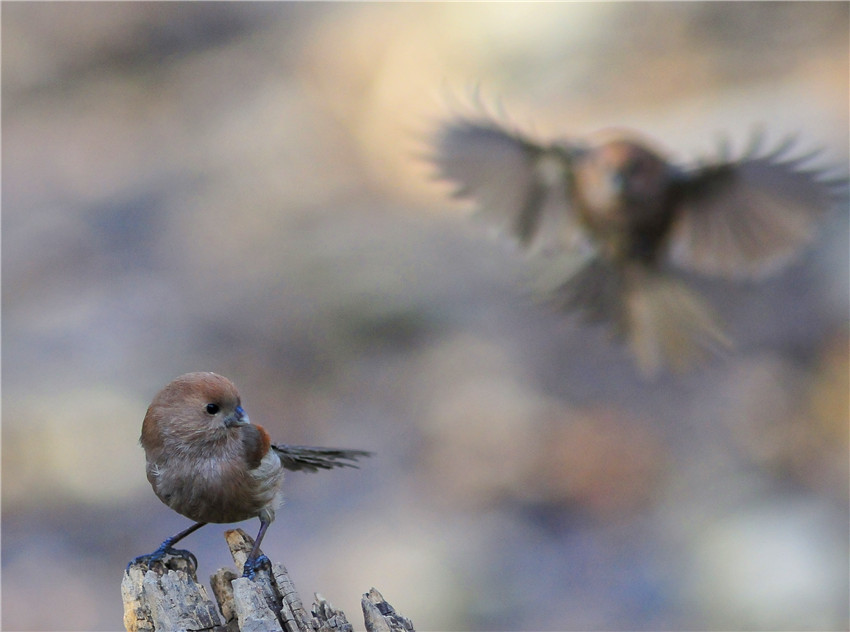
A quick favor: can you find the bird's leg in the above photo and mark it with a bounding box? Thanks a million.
[127,521,207,572]
[242,519,272,579]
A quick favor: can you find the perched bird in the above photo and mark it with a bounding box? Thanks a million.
[430,108,846,374]
[129,372,371,579]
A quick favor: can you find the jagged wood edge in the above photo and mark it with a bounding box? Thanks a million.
[123,528,415,632]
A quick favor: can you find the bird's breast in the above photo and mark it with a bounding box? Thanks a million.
[149,448,284,524]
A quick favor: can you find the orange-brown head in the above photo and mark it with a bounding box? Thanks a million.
[573,139,672,225]
[140,372,252,458]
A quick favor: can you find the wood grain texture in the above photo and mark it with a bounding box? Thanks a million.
[123,529,414,632]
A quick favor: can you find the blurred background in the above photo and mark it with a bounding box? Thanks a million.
[2,3,848,630]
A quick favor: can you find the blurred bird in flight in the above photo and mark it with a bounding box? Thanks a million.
[429,100,847,375]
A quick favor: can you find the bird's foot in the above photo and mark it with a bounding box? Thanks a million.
[127,544,198,575]
[241,553,271,580]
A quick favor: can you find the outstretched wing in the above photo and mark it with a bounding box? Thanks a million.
[667,134,847,279]
[430,115,584,250]
[271,444,372,473]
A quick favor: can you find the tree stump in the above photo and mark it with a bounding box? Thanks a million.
[122,528,415,632]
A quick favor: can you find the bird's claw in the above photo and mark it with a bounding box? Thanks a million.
[242,554,271,580]
[127,545,198,574]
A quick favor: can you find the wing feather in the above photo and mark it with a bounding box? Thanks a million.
[668,137,847,279]
[430,115,584,251]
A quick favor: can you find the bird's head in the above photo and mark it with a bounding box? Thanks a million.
[574,139,671,220]
[141,372,250,453]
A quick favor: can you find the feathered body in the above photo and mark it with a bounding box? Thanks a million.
[133,372,370,578]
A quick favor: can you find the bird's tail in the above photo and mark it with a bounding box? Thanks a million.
[536,255,731,376]
[621,266,732,376]
[271,444,372,472]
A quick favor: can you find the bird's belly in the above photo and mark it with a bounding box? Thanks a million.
[151,453,284,524]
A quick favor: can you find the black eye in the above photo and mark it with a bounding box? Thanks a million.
[205,403,220,415]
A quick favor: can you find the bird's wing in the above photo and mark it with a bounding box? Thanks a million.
[270,444,372,473]
[667,135,847,279]
[540,254,628,325]
[430,115,585,252]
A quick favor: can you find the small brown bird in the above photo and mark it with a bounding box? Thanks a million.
[431,110,846,374]
[129,372,371,578]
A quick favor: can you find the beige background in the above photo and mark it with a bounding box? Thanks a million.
[3,3,848,630]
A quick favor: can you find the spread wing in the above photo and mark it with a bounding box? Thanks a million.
[667,135,847,279]
[271,444,371,472]
[430,115,585,251]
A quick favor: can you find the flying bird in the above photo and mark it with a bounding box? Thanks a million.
[430,107,846,374]
[129,372,371,579]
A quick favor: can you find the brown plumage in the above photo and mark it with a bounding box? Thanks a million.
[430,111,847,374]
[130,372,371,579]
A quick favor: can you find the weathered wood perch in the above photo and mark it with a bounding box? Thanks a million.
[122,528,415,632]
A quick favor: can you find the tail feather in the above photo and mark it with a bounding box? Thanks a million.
[623,269,731,376]
[271,444,372,473]
[537,256,731,376]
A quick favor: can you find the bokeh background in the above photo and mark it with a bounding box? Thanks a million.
[2,3,848,631]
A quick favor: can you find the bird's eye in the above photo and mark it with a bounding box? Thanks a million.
[205,403,220,415]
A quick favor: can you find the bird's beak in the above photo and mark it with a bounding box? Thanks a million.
[608,172,626,196]
[225,405,250,428]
